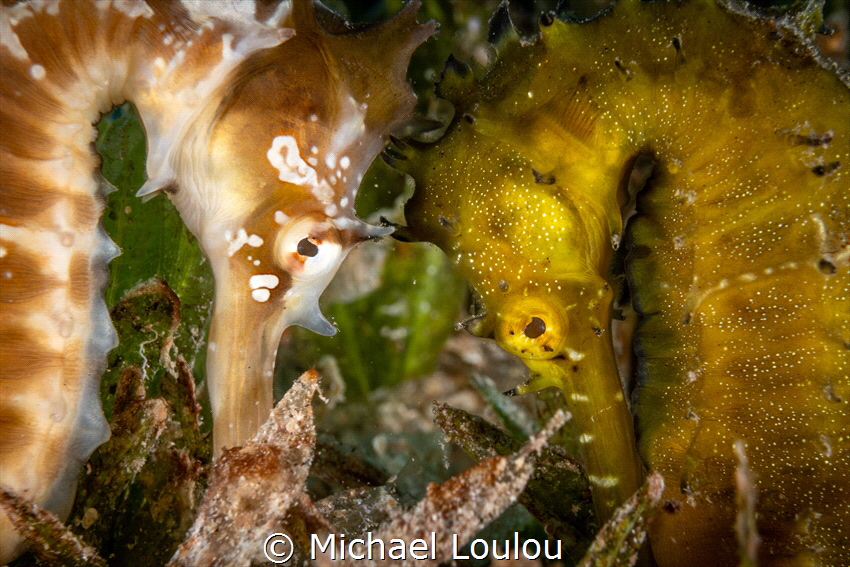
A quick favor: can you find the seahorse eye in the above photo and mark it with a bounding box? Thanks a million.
[275,217,342,279]
[496,297,567,359]
[296,237,320,257]
[524,316,546,338]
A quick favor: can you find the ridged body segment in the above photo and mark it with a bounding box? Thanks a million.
[0,2,197,560]
[401,0,848,564]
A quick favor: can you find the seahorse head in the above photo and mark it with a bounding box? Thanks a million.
[200,1,431,331]
[400,49,621,389]
[397,37,645,520]
[140,1,435,453]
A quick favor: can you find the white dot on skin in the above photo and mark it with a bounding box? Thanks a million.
[57,313,74,338]
[249,274,280,290]
[339,156,350,170]
[252,288,271,302]
[247,234,264,247]
[30,64,45,80]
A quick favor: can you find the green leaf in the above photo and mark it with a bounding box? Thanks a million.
[97,104,214,382]
[283,240,467,398]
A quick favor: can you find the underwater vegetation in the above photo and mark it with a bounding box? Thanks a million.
[0,0,847,565]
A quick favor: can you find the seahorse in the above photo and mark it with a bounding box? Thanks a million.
[0,0,433,561]
[398,0,849,564]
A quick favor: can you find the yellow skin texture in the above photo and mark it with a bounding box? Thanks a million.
[401,0,849,564]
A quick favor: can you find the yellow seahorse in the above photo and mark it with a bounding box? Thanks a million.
[399,0,849,564]
[0,0,433,562]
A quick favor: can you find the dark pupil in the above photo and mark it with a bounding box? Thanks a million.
[297,237,319,257]
[523,317,546,338]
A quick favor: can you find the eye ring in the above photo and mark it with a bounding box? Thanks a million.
[495,297,567,359]
[275,217,342,279]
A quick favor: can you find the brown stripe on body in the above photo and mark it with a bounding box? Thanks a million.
[0,327,64,382]
[0,52,65,116]
[1,150,103,230]
[0,104,66,160]
[70,193,101,230]
[0,341,85,502]
[0,240,61,302]
[4,4,84,87]
[0,2,148,561]
[0,158,64,223]
[67,251,92,307]
[0,408,32,458]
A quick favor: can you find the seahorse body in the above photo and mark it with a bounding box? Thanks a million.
[0,0,432,561]
[400,0,849,564]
